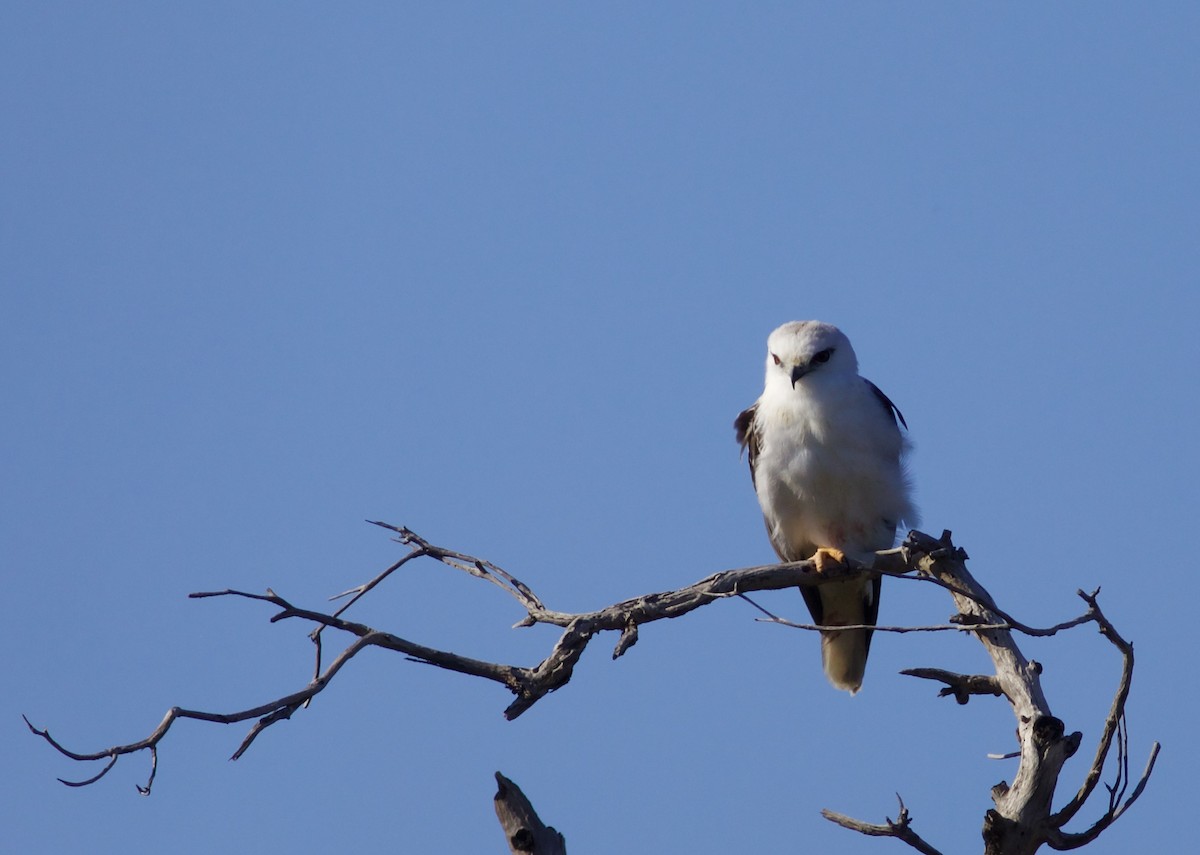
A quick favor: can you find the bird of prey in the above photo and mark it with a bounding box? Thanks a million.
[735,321,916,694]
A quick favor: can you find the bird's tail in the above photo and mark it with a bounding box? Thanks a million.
[820,626,870,695]
[813,578,879,695]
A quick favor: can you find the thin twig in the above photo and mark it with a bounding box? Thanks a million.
[822,794,944,855]
[762,617,1012,634]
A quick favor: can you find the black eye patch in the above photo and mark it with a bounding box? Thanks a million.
[812,348,834,364]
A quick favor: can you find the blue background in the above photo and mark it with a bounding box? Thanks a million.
[4,4,1195,853]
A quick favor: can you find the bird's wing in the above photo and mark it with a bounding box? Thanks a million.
[864,378,908,430]
[734,403,760,488]
[862,575,882,656]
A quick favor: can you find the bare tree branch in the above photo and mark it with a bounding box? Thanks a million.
[890,531,1149,854]
[817,531,1156,854]
[898,668,1004,704]
[1038,590,1161,850]
[27,524,1157,854]
[25,534,890,791]
[822,794,944,855]
[494,772,567,855]
[1047,590,1141,823]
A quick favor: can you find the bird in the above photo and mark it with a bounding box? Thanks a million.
[735,321,917,694]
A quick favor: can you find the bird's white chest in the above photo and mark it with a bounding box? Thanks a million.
[753,389,904,559]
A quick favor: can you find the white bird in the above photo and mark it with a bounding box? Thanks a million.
[735,321,917,694]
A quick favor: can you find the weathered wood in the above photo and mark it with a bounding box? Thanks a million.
[822,530,1155,854]
[911,531,1078,855]
[27,523,1156,853]
[494,772,566,855]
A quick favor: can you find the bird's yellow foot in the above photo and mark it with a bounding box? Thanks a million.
[812,547,847,574]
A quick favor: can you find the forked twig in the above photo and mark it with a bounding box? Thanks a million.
[822,794,944,855]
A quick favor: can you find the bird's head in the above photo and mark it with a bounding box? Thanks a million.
[764,321,858,390]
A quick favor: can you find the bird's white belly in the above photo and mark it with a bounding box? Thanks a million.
[758,437,902,561]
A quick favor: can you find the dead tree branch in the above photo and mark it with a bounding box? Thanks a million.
[817,530,1156,855]
[494,771,567,855]
[898,668,1004,704]
[823,794,945,855]
[27,525,1156,854]
[26,528,888,792]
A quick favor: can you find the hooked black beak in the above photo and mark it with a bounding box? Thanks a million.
[790,363,808,388]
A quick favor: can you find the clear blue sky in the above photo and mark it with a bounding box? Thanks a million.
[4,4,1196,853]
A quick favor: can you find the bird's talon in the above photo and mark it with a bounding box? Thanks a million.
[813,548,847,574]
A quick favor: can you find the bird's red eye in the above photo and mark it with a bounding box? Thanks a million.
[772,353,782,366]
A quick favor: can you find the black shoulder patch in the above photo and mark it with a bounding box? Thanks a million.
[734,404,760,488]
[864,379,908,430]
